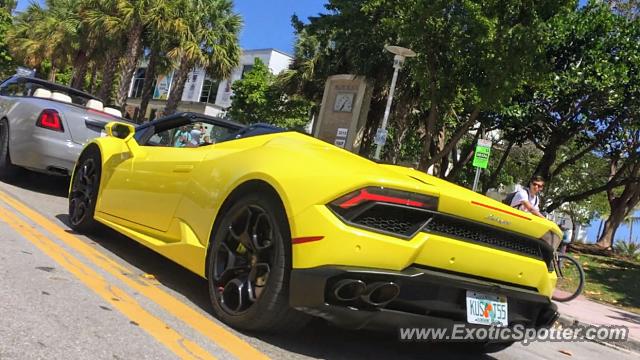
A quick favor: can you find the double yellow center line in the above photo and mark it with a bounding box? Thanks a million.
[0,190,269,360]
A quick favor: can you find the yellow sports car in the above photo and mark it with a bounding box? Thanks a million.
[68,112,561,353]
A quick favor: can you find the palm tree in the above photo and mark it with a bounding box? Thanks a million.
[164,0,241,116]
[136,0,185,121]
[85,0,153,108]
[8,1,75,81]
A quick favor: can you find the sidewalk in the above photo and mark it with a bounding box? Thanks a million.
[555,294,640,352]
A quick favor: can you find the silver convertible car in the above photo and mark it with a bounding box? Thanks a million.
[0,75,126,179]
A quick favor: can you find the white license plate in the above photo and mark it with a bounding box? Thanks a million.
[466,290,508,326]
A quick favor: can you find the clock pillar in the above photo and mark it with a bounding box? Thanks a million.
[313,75,373,152]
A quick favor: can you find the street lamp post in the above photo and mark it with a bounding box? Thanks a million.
[373,45,416,160]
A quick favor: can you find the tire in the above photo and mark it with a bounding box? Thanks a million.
[0,118,22,181]
[68,149,101,233]
[552,254,585,302]
[207,192,310,332]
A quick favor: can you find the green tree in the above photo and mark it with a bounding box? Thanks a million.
[229,59,274,124]
[286,0,572,175]
[0,6,13,78]
[9,0,72,81]
[500,2,638,183]
[230,58,312,129]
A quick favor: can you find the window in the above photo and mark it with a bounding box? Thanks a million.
[241,64,254,78]
[138,117,241,148]
[199,79,219,103]
[130,68,146,98]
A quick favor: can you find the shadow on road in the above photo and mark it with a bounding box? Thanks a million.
[55,213,498,359]
[1,171,70,198]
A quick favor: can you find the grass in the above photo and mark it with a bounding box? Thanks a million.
[558,251,640,314]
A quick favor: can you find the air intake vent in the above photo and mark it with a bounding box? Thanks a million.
[422,213,552,266]
[350,204,432,238]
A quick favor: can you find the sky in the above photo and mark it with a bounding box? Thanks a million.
[13,0,639,244]
[15,0,329,55]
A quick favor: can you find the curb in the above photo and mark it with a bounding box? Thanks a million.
[556,314,640,354]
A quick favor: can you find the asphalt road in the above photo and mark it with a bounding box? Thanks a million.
[0,172,637,360]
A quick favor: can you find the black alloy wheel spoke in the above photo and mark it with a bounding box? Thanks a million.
[228,207,257,252]
[251,212,273,251]
[215,204,276,314]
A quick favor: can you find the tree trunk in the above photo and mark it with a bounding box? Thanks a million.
[570,215,579,243]
[137,49,160,122]
[359,97,385,157]
[88,63,98,94]
[596,218,604,241]
[115,24,144,109]
[70,49,90,90]
[164,57,190,116]
[97,49,120,104]
[417,102,438,171]
[533,134,566,181]
[424,107,480,171]
[435,127,447,178]
[48,66,57,82]
[597,180,640,248]
[389,126,408,164]
[445,142,475,181]
[598,217,622,249]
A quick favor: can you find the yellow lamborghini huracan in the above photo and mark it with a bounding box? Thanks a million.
[69,112,561,353]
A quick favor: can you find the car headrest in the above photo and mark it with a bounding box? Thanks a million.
[85,99,104,111]
[51,91,72,103]
[103,107,122,118]
[33,88,52,98]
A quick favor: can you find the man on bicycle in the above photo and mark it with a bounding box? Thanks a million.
[510,175,545,218]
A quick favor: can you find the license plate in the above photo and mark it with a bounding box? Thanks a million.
[466,290,508,326]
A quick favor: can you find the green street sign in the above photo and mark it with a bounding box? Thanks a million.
[472,139,492,169]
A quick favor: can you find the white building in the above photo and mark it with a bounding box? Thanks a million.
[125,48,293,120]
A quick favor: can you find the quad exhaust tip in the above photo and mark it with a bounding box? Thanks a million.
[333,279,367,301]
[332,279,400,307]
[360,281,400,307]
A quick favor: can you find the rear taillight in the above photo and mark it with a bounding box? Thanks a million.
[328,187,438,238]
[36,109,64,132]
[330,187,438,211]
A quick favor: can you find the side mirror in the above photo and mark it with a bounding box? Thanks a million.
[104,121,142,157]
[104,121,135,141]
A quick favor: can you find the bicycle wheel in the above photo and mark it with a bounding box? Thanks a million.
[552,254,585,302]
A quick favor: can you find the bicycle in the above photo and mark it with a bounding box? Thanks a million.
[551,250,585,302]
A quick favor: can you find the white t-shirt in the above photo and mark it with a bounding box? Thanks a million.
[510,188,539,213]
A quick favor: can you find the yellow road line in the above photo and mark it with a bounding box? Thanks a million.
[0,205,215,360]
[0,190,269,360]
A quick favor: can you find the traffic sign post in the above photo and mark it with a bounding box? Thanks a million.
[472,139,492,192]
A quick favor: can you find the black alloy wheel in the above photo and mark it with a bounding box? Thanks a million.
[208,192,309,332]
[213,204,276,314]
[68,150,101,232]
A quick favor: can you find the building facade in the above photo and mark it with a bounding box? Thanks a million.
[125,48,293,121]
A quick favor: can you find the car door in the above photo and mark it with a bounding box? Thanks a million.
[99,123,207,233]
[124,145,206,232]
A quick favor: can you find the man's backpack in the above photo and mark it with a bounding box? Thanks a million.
[502,188,535,208]
[502,191,518,207]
